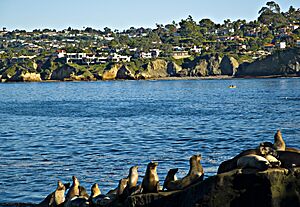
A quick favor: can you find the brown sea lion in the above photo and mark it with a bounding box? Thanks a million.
[164,154,204,191]
[37,180,69,207]
[273,130,286,151]
[65,176,80,201]
[127,166,139,189]
[141,162,160,193]
[217,142,278,174]
[265,154,281,167]
[121,166,140,199]
[237,155,271,170]
[277,151,300,168]
[65,176,89,202]
[163,168,178,191]
[89,183,101,205]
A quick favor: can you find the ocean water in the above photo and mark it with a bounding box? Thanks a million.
[0,78,299,203]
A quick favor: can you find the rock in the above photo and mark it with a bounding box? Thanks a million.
[124,168,300,207]
[167,62,182,77]
[192,59,208,76]
[220,56,239,76]
[140,59,168,79]
[20,72,42,82]
[207,55,222,75]
[50,64,77,80]
[236,48,300,77]
[102,64,135,80]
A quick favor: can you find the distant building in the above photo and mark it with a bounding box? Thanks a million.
[276,42,286,49]
[296,40,300,47]
[172,51,190,59]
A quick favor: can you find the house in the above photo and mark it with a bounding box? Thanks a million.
[172,51,190,59]
[110,53,131,62]
[276,42,286,49]
[190,46,202,54]
[296,40,300,47]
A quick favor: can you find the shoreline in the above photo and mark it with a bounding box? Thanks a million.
[0,75,299,83]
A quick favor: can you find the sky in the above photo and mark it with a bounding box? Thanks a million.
[0,0,300,31]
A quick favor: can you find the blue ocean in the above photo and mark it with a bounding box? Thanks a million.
[0,78,299,203]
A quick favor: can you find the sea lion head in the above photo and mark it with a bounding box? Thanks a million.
[130,166,139,174]
[91,183,101,198]
[168,168,179,175]
[259,142,278,157]
[72,176,80,186]
[147,162,158,172]
[274,130,286,150]
[57,180,65,190]
[190,154,202,165]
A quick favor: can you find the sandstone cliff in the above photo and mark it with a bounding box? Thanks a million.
[139,59,168,79]
[102,64,135,80]
[236,48,300,77]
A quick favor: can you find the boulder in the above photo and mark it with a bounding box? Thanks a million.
[167,62,182,77]
[140,59,168,79]
[124,168,300,207]
[236,48,300,77]
[220,56,239,76]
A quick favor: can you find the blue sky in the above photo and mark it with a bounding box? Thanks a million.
[1,0,300,31]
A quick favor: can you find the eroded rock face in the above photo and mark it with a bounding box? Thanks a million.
[167,62,182,77]
[220,56,239,76]
[140,59,168,79]
[103,64,135,80]
[236,48,300,77]
[124,168,300,207]
[50,65,76,80]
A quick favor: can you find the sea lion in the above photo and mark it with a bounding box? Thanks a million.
[237,155,271,170]
[89,183,101,205]
[37,180,69,207]
[121,166,139,199]
[265,154,281,167]
[65,176,89,202]
[127,166,139,189]
[277,151,300,168]
[117,178,129,196]
[141,162,160,193]
[64,197,89,207]
[66,176,80,201]
[217,144,277,174]
[164,154,204,191]
[273,130,286,151]
[163,168,178,191]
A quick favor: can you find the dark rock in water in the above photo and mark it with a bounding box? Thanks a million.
[124,168,300,207]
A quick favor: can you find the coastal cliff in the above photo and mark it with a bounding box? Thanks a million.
[2,48,300,81]
[236,48,300,77]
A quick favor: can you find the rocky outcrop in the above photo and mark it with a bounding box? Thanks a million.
[140,59,168,79]
[102,64,135,80]
[236,48,300,77]
[220,56,239,76]
[191,59,208,76]
[125,168,300,207]
[207,55,222,75]
[50,64,96,81]
[167,62,182,77]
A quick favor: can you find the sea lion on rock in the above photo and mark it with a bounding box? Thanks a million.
[265,155,281,167]
[64,197,89,207]
[65,176,89,202]
[163,168,178,191]
[237,155,271,170]
[89,183,101,205]
[273,130,286,151]
[66,176,80,201]
[164,154,204,191]
[121,166,139,199]
[117,178,128,197]
[277,151,300,168]
[37,180,69,207]
[141,162,160,193]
